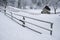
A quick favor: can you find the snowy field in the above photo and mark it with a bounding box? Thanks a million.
[0,6,60,40]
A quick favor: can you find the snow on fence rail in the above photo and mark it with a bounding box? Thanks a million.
[3,11,53,35]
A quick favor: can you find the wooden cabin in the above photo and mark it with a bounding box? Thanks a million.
[41,6,51,14]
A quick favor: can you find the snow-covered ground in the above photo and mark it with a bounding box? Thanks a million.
[0,6,60,40]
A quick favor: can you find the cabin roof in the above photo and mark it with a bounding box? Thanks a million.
[44,6,51,11]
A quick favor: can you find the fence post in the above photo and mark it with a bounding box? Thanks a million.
[4,8,6,15]
[22,16,25,27]
[50,30,52,35]
[50,23,53,35]
[51,23,53,29]
[11,12,13,19]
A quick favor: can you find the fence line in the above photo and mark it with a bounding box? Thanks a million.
[7,13,52,31]
[0,4,53,35]
[5,12,53,35]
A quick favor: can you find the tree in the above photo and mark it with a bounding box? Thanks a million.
[3,0,7,15]
[41,0,51,6]
[37,0,42,7]
[53,0,60,14]
[37,2,41,6]
[3,0,7,8]
[18,0,21,8]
